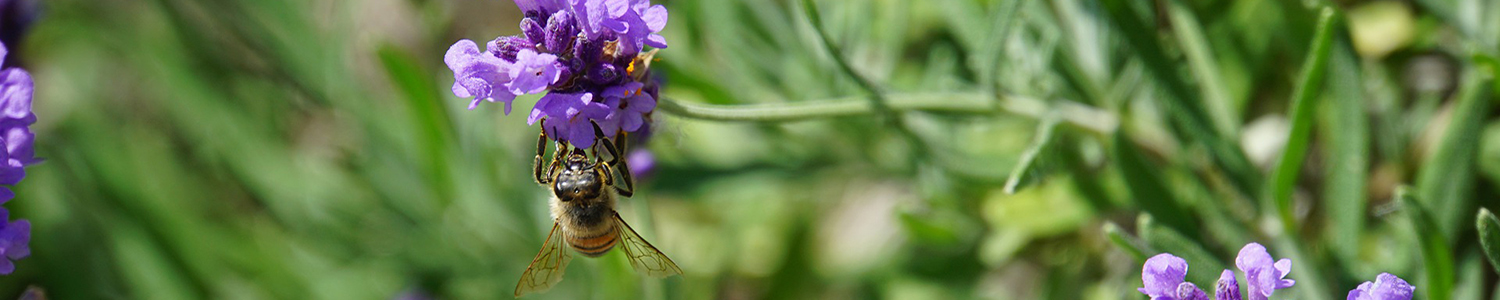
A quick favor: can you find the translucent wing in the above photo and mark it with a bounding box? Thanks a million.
[514,223,574,298]
[613,212,683,278]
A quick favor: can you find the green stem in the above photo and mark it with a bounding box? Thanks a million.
[800,0,890,111]
[655,92,1118,134]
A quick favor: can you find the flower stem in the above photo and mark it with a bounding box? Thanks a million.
[655,92,1118,134]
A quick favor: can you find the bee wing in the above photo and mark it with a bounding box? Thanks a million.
[514,223,574,298]
[613,212,683,278]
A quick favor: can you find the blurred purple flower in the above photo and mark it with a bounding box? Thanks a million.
[0,22,35,279]
[1216,269,1241,300]
[1140,253,1207,300]
[448,0,667,147]
[626,149,653,178]
[0,0,38,69]
[1347,273,1414,300]
[1235,243,1295,300]
[0,208,26,274]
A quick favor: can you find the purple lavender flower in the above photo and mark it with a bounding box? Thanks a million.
[1235,243,1295,300]
[529,92,612,148]
[445,40,517,112]
[1140,253,1208,300]
[1216,269,1241,300]
[626,150,654,178]
[1346,273,1414,300]
[0,23,35,279]
[601,81,655,132]
[449,0,668,147]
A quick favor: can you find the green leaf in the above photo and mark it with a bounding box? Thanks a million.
[1004,116,1061,194]
[377,45,457,204]
[1476,208,1500,274]
[1400,187,1455,300]
[1104,222,1151,263]
[1098,0,1261,200]
[1321,38,1371,267]
[1415,70,1494,239]
[1110,131,1194,235]
[1164,0,1238,135]
[1268,7,1337,233]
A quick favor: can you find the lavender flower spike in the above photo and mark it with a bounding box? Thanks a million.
[1347,273,1414,300]
[1139,253,1207,300]
[1235,243,1295,300]
[0,40,34,275]
[1216,269,1242,300]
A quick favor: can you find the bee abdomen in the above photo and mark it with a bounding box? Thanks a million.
[568,229,618,257]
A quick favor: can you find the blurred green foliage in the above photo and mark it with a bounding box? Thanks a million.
[5,0,1500,299]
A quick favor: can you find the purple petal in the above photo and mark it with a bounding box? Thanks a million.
[1216,269,1241,300]
[642,5,667,32]
[1140,253,1189,297]
[1235,243,1273,272]
[0,68,33,122]
[506,49,561,95]
[645,33,668,49]
[1274,259,1291,277]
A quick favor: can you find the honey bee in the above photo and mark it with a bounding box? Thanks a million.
[514,120,683,298]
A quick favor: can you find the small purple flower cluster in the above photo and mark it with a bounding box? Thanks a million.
[1139,243,1413,300]
[0,41,33,275]
[446,0,667,148]
[1140,243,1293,300]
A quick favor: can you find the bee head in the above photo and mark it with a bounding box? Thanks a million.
[554,150,604,202]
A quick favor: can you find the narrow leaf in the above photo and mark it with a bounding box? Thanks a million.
[1098,0,1260,199]
[1400,187,1455,300]
[1110,131,1194,235]
[1321,38,1371,267]
[1104,222,1151,263]
[1004,116,1061,194]
[1164,0,1237,135]
[1269,7,1337,233]
[1415,71,1494,238]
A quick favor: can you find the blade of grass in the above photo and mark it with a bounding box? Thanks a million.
[1098,0,1261,200]
[1399,186,1455,300]
[1104,222,1152,263]
[1111,131,1194,236]
[1321,38,1370,265]
[1268,7,1337,233]
[377,45,456,205]
[1415,70,1494,239]
[1164,0,1237,135]
[1476,208,1500,274]
[1004,115,1061,194]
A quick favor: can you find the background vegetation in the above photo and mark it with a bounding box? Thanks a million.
[4,0,1500,299]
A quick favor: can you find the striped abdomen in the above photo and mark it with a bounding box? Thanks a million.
[566,220,618,257]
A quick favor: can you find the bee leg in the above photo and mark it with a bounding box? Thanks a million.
[591,121,634,197]
[534,119,552,185]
